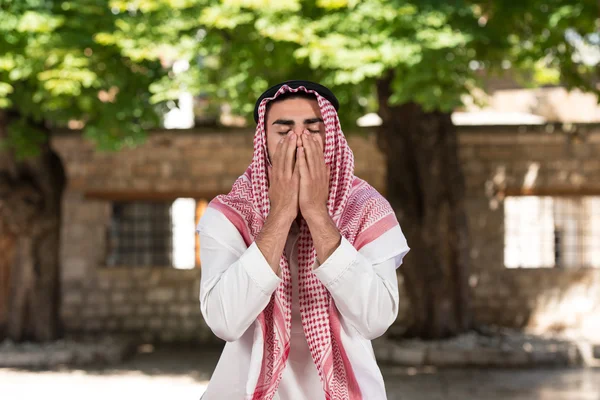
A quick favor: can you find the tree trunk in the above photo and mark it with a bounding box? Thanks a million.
[376,74,472,339]
[0,233,15,338]
[0,112,66,342]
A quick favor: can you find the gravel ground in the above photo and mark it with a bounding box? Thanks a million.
[1,345,600,400]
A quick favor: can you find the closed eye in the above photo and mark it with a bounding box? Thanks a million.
[278,129,320,135]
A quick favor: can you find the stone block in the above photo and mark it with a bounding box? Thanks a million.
[60,306,79,319]
[192,279,201,296]
[530,350,565,366]
[426,349,470,367]
[61,259,89,282]
[371,339,392,363]
[199,326,215,342]
[112,304,134,316]
[86,292,107,306]
[147,288,176,303]
[178,287,192,302]
[137,305,154,316]
[0,352,45,368]
[63,292,83,305]
[131,268,152,280]
[106,319,120,330]
[167,318,179,329]
[123,318,145,331]
[111,291,126,304]
[190,162,225,177]
[83,319,104,330]
[50,350,73,365]
[134,178,156,190]
[86,305,111,318]
[159,331,177,343]
[141,332,155,342]
[181,146,217,159]
[388,344,426,366]
[97,279,112,290]
[176,304,196,318]
[181,318,201,331]
[113,278,134,289]
[62,318,83,330]
[148,317,163,330]
[468,349,529,367]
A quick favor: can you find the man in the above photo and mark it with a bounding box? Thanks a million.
[197,80,410,399]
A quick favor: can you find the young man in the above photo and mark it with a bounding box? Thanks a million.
[197,80,410,400]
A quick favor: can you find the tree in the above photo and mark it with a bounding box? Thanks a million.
[1,0,597,341]
[127,0,595,338]
[0,0,168,341]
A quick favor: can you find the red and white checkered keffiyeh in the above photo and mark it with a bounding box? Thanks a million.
[209,85,399,399]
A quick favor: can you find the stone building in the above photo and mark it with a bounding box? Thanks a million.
[53,124,600,343]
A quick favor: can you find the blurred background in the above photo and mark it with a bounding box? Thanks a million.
[1,1,600,399]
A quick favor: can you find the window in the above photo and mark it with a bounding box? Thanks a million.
[504,196,600,268]
[106,198,208,268]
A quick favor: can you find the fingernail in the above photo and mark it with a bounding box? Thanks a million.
[290,133,296,139]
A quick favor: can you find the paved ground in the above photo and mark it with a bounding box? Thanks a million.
[1,346,600,400]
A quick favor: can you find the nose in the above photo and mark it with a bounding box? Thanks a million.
[289,129,303,147]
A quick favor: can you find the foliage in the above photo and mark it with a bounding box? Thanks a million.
[108,0,598,125]
[0,0,598,156]
[0,0,164,156]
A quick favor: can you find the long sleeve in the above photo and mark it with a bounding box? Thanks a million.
[313,224,410,340]
[197,208,281,342]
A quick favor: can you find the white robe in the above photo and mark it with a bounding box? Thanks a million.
[197,207,409,399]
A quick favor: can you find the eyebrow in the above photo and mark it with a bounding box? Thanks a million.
[272,117,324,126]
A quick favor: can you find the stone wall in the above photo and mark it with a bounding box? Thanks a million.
[52,124,600,342]
[472,268,600,333]
[61,268,212,343]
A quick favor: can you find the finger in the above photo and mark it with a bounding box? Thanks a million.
[312,134,325,167]
[303,131,321,177]
[301,131,315,176]
[297,146,308,179]
[293,148,301,180]
[314,134,324,153]
[284,133,297,177]
[272,136,286,168]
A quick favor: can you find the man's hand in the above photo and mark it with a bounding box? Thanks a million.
[297,130,330,221]
[297,130,340,265]
[256,133,301,276]
[268,133,300,223]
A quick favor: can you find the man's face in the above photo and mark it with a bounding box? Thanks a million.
[265,97,326,165]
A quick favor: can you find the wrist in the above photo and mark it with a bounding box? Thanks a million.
[269,207,296,226]
[303,206,330,225]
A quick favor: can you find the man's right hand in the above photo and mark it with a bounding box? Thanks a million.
[268,133,300,223]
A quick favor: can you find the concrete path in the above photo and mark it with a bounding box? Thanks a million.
[1,346,599,400]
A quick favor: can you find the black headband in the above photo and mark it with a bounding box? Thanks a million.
[253,80,340,123]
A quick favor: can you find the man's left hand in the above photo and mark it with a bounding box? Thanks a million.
[297,130,330,221]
